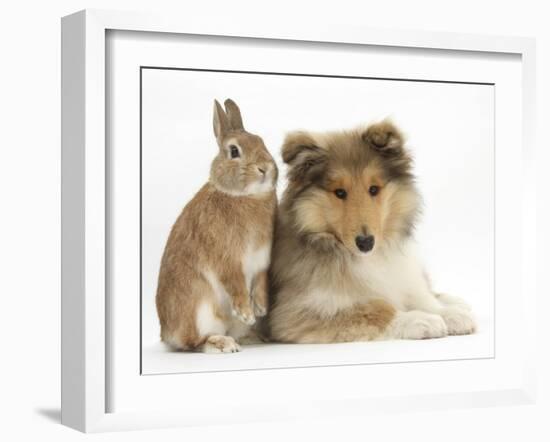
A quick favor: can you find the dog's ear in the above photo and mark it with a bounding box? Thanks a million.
[363,121,413,181]
[362,120,404,157]
[282,131,327,183]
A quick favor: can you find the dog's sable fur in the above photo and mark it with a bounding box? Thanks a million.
[268,121,476,343]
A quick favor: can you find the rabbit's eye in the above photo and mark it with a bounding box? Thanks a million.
[229,145,240,159]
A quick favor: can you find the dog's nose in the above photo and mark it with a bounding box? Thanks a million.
[355,235,375,253]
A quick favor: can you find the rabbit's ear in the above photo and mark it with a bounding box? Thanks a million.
[213,99,230,141]
[224,98,244,131]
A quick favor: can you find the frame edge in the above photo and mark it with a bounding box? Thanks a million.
[61,10,87,432]
[61,9,108,433]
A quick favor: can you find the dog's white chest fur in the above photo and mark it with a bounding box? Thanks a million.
[297,239,431,318]
[355,239,430,309]
[242,244,270,291]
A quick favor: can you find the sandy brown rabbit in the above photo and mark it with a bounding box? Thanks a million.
[156,99,278,353]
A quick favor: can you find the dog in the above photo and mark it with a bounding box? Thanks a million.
[267,121,476,343]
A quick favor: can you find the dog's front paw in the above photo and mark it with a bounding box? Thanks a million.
[389,311,448,340]
[440,306,476,335]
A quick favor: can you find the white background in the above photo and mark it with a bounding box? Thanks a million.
[141,68,494,371]
[0,1,548,441]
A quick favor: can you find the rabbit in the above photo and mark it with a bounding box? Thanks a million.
[156,98,278,353]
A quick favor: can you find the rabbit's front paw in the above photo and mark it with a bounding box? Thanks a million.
[253,300,267,318]
[231,300,256,326]
[250,272,269,318]
[252,289,268,317]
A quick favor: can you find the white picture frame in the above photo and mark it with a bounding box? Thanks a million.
[61,9,537,433]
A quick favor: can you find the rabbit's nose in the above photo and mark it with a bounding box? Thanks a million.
[258,167,266,175]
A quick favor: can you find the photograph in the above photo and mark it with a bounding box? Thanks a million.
[140,67,494,374]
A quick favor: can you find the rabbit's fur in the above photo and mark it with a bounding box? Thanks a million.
[156,99,278,353]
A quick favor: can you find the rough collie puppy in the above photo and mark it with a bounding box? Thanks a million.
[268,121,476,343]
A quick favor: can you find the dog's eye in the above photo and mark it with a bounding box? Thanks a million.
[369,185,380,196]
[229,145,240,159]
[334,189,347,199]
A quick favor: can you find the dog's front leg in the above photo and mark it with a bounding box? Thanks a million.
[408,290,476,336]
[270,299,397,344]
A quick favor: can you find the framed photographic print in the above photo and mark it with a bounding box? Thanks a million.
[61,9,537,432]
